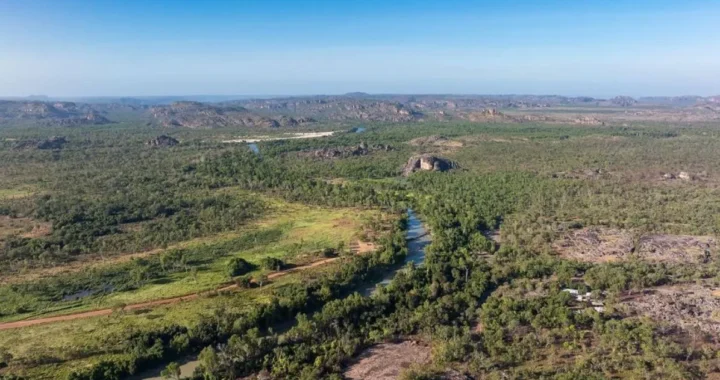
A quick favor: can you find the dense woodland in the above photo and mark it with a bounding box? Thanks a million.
[2,119,720,379]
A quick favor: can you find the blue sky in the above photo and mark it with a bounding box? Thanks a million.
[1,0,719,97]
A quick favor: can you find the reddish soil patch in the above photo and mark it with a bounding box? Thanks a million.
[553,227,716,263]
[344,341,432,380]
[622,283,720,336]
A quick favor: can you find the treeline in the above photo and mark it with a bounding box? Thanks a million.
[1,192,266,270]
[0,228,284,318]
[197,149,407,208]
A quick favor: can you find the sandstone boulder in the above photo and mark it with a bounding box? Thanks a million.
[402,154,458,176]
[146,135,179,147]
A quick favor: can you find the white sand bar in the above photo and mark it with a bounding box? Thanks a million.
[222,131,336,143]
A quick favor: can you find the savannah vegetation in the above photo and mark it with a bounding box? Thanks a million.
[2,115,720,379]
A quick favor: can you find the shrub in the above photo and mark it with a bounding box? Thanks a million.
[260,257,284,271]
[227,257,253,277]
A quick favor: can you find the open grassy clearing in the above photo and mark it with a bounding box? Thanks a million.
[0,194,382,322]
[0,262,337,379]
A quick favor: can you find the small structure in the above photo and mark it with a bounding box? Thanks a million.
[562,288,605,312]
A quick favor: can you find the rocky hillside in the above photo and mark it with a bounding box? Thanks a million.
[235,97,424,122]
[149,101,315,128]
[3,94,719,129]
[0,101,112,127]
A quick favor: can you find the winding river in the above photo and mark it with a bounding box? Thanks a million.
[362,209,430,295]
[137,209,429,379]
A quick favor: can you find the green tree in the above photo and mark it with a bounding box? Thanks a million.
[227,257,253,277]
[161,362,181,380]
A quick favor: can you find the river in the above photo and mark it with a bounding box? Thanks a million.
[136,209,429,379]
[362,209,430,294]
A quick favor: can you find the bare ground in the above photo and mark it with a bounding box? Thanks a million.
[408,135,464,149]
[350,241,378,254]
[553,227,716,263]
[0,215,51,241]
[344,340,432,380]
[622,283,720,336]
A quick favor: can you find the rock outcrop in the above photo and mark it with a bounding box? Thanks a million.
[36,136,68,150]
[0,101,113,127]
[149,101,315,129]
[236,98,424,123]
[298,142,392,159]
[402,154,458,176]
[610,96,637,107]
[146,135,179,147]
[14,136,68,150]
[408,135,463,148]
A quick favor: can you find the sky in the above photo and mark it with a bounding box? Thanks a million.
[1,0,719,97]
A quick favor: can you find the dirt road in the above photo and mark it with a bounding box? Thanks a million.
[0,257,340,331]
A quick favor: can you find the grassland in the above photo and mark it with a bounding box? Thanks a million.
[4,113,720,379]
[0,267,325,379]
[0,193,381,322]
[0,197,388,379]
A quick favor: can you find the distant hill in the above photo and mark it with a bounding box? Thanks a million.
[0,100,112,127]
[3,94,720,128]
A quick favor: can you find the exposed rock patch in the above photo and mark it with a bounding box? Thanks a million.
[622,283,720,336]
[552,168,606,180]
[553,227,716,264]
[0,101,113,127]
[14,136,68,150]
[661,171,706,182]
[298,142,392,159]
[150,101,315,129]
[408,135,464,148]
[146,135,179,147]
[462,108,514,122]
[610,96,638,107]
[238,98,424,123]
[402,154,458,176]
[573,116,605,125]
[36,136,68,150]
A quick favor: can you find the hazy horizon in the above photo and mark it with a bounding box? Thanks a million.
[2,0,720,97]
[1,92,718,101]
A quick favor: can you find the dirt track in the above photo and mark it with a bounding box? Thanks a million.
[0,257,340,331]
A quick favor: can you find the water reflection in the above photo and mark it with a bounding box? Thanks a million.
[364,209,429,294]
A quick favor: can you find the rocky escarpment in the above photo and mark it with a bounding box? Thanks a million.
[146,135,179,147]
[236,98,424,123]
[0,101,112,126]
[149,101,315,129]
[298,142,392,159]
[402,154,458,176]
